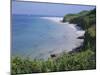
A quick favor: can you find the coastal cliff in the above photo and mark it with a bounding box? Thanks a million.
[63,8,96,52]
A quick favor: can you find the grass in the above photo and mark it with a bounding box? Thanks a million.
[11,50,96,75]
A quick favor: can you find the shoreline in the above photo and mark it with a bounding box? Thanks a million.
[41,16,85,57]
[41,16,85,38]
[12,16,85,60]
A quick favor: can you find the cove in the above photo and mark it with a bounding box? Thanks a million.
[12,15,85,59]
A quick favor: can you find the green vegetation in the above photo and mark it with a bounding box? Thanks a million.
[62,10,89,23]
[11,8,96,75]
[63,7,96,70]
[63,8,96,51]
[63,9,96,30]
[11,50,95,75]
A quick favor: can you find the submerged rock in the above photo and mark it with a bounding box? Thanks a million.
[50,54,56,58]
[77,36,85,39]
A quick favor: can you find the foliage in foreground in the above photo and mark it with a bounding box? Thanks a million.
[11,50,96,75]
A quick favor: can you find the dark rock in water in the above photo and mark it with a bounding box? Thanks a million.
[50,54,56,58]
[75,25,82,30]
[77,36,85,39]
[69,45,84,54]
[73,45,83,52]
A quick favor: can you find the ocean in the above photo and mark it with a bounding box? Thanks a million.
[12,15,84,59]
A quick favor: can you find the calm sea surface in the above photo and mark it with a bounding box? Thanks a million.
[12,15,83,59]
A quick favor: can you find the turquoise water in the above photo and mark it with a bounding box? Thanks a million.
[12,15,83,59]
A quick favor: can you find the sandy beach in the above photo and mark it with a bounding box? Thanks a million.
[41,17,85,37]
